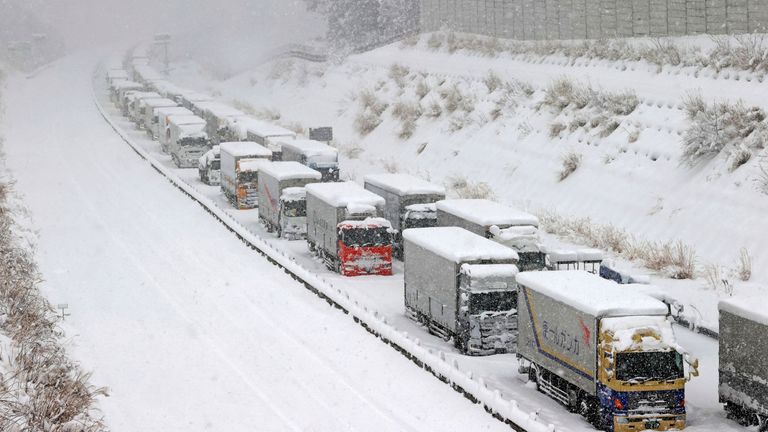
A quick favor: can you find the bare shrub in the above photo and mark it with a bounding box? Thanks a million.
[559,152,582,181]
[358,89,388,116]
[549,122,566,138]
[484,70,503,93]
[729,145,752,171]
[600,120,621,138]
[283,121,305,135]
[383,160,400,173]
[569,117,587,131]
[682,91,707,118]
[354,111,382,135]
[703,263,725,291]
[340,143,364,159]
[448,113,470,132]
[735,247,752,281]
[388,63,411,89]
[423,98,443,118]
[257,107,281,121]
[231,99,257,116]
[415,78,431,100]
[628,129,641,143]
[597,89,639,116]
[440,84,464,113]
[447,175,496,199]
[392,100,423,139]
[427,33,444,50]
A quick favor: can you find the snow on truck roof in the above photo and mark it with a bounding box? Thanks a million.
[141,98,177,108]
[719,297,768,326]
[238,158,270,172]
[177,123,207,137]
[403,227,519,263]
[460,263,519,279]
[364,173,446,196]
[168,115,206,126]
[230,117,296,138]
[516,271,669,317]
[258,161,321,181]
[196,102,245,119]
[305,182,385,208]
[156,106,193,116]
[281,139,338,156]
[436,199,539,228]
[219,142,272,158]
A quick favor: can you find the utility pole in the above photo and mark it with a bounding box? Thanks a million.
[153,33,172,75]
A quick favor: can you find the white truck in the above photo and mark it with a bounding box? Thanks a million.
[257,161,322,239]
[305,182,393,276]
[179,91,212,112]
[436,199,546,272]
[167,115,210,168]
[219,142,273,209]
[155,106,194,144]
[138,97,176,130]
[516,271,698,431]
[364,173,446,259]
[223,117,296,160]
[124,91,159,118]
[111,81,143,106]
[280,139,340,182]
[403,226,520,355]
[719,298,768,428]
[198,146,221,186]
[195,102,246,145]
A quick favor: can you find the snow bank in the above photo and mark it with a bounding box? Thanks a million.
[403,226,519,263]
[516,271,669,317]
[436,199,539,228]
[364,173,446,196]
[259,161,322,181]
[306,182,385,208]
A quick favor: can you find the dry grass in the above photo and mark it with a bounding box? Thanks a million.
[447,175,495,199]
[0,180,107,431]
[735,247,752,281]
[392,100,422,139]
[729,145,752,171]
[354,111,382,136]
[559,151,582,181]
[388,63,411,89]
[549,122,566,138]
[483,70,503,93]
[538,211,697,279]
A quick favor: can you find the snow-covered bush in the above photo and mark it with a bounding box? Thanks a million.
[415,77,431,99]
[423,98,442,118]
[558,151,582,181]
[682,95,766,163]
[548,122,566,138]
[735,248,752,281]
[728,145,752,171]
[483,70,503,93]
[599,119,621,138]
[596,89,639,116]
[388,63,410,89]
[354,111,383,135]
[440,84,473,114]
[708,34,768,72]
[447,175,495,199]
[427,33,443,50]
[358,89,388,116]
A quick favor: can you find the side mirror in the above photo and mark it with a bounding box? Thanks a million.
[685,355,700,381]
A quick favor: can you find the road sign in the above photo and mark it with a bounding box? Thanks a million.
[309,127,333,142]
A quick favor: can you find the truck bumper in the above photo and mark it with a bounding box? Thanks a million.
[614,414,685,432]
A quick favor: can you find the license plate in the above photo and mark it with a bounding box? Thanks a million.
[644,420,661,429]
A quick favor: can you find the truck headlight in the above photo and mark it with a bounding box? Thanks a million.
[615,417,629,424]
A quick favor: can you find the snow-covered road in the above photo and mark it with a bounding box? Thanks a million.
[1,53,511,432]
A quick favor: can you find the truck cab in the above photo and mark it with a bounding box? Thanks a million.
[280,139,340,181]
[279,187,309,239]
[167,115,210,168]
[198,146,221,186]
[597,316,690,431]
[336,206,393,276]
[456,264,519,355]
[489,225,546,271]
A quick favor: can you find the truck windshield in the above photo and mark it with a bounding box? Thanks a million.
[210,160,220,170]
[340,227,390,247]
[517,252,546,271]
[282,200,306,217]
[238,171,258,183]
[615,351,684,382]
[469,291,516,314]
[179,137,207,147]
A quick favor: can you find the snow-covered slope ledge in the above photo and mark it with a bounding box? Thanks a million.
[90,66,558,432]
[171,33,768,331]
[0,74,107,432]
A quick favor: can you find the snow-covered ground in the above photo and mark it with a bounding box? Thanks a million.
[0,53,517,432]
[70,53,744,431]
[168,34,768,334]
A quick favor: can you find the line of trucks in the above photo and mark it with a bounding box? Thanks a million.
[106,50,768,432]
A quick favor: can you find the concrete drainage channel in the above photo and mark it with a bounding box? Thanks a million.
[90,65,558,432]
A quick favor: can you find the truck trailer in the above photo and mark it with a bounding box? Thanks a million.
[516,271,698,431]
[155,106,194,144]
[222,117,296,160]
[220,142,272,209]
[364,174,446,259]
[305,182,393,276]
[280,139,340,182]
[124,91,159,118]
[719,298,768,429]
[436,199,546,271]
[167,115,210,168]
[138,97,177,130]
[257,161,321,239]
[198,146,221,186]
[403,226,519,355]
[195,102,246,145]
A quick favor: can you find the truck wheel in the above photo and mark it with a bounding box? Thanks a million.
[567,389,579,413]
[578,396,597,425]
[276,227,282,238]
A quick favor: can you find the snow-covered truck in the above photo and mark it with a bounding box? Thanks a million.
[403,227,520,355]
[436,199,546,271]
[257,161,321,239]
[516,271,698,431]
[167,115,210,168]
[196,102,246,145]
[223,117,297,160]
[179,91,212,112]
[138,97,176,130]
[198,146,220,186]
[220,142,273,209]
[124,91,159,118]
[155,106,194,144]
[363,174,446,259]
[305,182,393,276]
[111,81,142,106]
[718,298,768,428]
[280,139,340,182]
